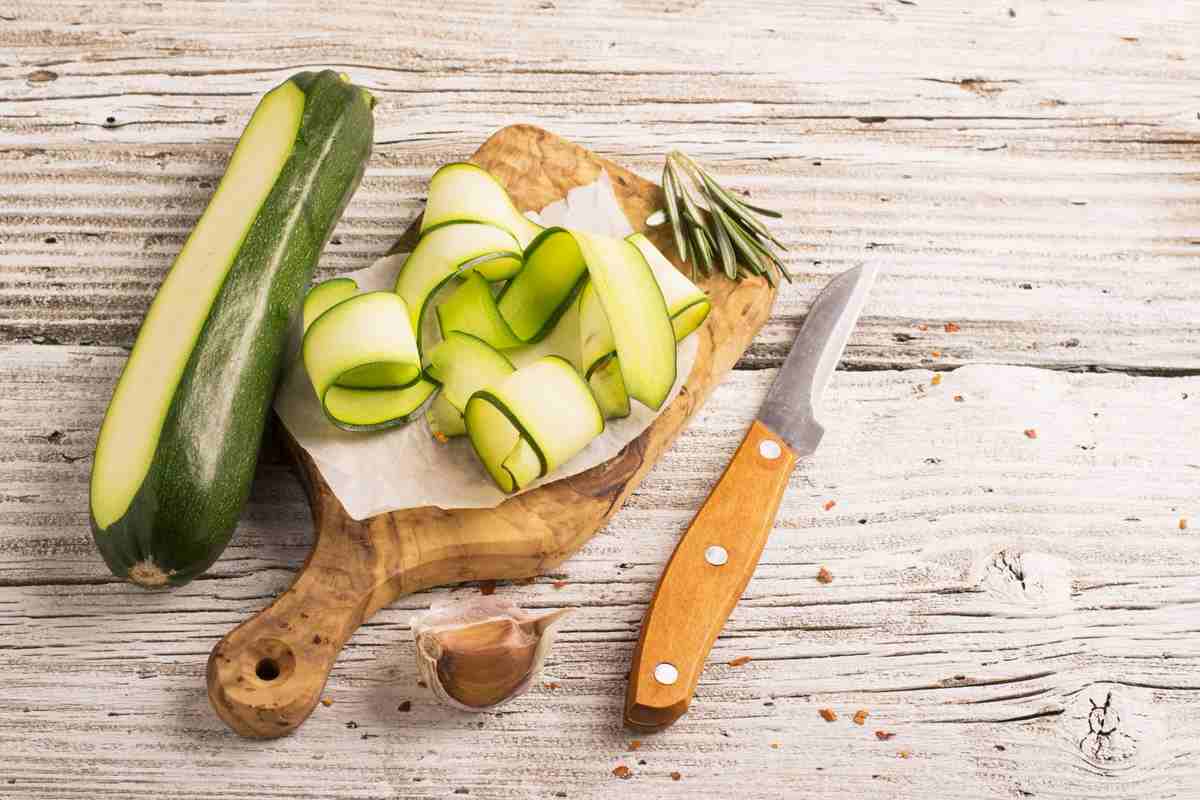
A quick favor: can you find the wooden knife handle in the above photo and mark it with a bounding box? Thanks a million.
[625,419,797,732]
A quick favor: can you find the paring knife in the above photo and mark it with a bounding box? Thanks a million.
[624,263,878,732]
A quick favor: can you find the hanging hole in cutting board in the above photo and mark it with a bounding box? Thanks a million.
[245,637,296,686]
[256,658,280,681]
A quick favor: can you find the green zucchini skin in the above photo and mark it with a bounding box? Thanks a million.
[91,70,374,587]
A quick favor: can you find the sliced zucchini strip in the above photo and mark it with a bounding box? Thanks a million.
[572,230,676,410]
[436,271,523,350]
[427,391,467,439]
[426,332,516,410]
[587,355,631,420]
[393,221,522,351]
[580,234,712,375]
[579,234,712,418]
[419,169,684,400]
[324,380,436,430]
[422,328,516,438]
[496,228,590,343]
[303,277,358,333]
[578,279,613,378]
[302,290,423,430]
[421,162,544,248]
[628,233,712,342]
[432,227,679,413]
[423,332,516,437]
[446,227,677,410]
[464,356,604,493]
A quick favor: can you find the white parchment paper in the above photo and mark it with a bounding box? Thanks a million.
[274,172,698,519]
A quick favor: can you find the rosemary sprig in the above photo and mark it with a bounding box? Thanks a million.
[657,150,790,286]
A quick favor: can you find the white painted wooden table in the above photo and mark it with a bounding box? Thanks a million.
[2,2,1198,798]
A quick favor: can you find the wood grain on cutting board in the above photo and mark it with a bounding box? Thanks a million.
[206,125,774,738]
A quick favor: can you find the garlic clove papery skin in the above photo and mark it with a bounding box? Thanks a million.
[412,596,573,712]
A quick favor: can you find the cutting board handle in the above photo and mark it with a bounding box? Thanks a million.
[206,498,388,738]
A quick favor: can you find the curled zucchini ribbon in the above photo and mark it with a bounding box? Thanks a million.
[579,233,711,419]
[301,162,712,491]
[302,286,434,431]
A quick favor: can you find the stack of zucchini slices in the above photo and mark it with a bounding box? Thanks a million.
[300,164,711,492]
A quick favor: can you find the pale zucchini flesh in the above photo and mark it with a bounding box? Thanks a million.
[421,162,543,248]
[496,228,589,342]
[578,279,612,377]
[423,332,516,439]
[502,437,543,490]
[462,398,523,492]
[628,232,712,342]
[579,234,711,419]
[427,391,468,438]
[435,225,681,410]
[580,234,711,374]
[303,277,358,332]
[436,272,523,351]
[324,380,436,430]
[572,230,676,410]
[302,290,423,429]
[393,221,522,350]
[489,357,605,471]
[464,356,603,493]
[426,332,515,410]
[587,355,631,420]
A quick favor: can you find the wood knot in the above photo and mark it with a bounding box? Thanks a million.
[1059,683,1168,777]
[1083,693,1123,757]
[976,549,1071,608]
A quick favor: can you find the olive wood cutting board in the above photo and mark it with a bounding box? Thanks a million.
[206,125,775,738]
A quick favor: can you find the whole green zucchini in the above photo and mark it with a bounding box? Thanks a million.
[90,70,375,588]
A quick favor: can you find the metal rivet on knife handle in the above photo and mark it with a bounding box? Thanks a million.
[758,439,782,460]
[654,663,679,685]
[704,545,729,566]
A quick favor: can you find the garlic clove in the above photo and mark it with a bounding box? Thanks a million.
[412,596,572,712]
[426,617,538,708]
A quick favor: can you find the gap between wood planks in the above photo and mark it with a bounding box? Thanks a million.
[7,339,1199,378]
[740,359,1200,378]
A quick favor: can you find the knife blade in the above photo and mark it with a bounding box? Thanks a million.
[624,264,878,732]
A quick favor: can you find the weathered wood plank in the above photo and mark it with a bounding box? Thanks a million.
[2,344,1197,797]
